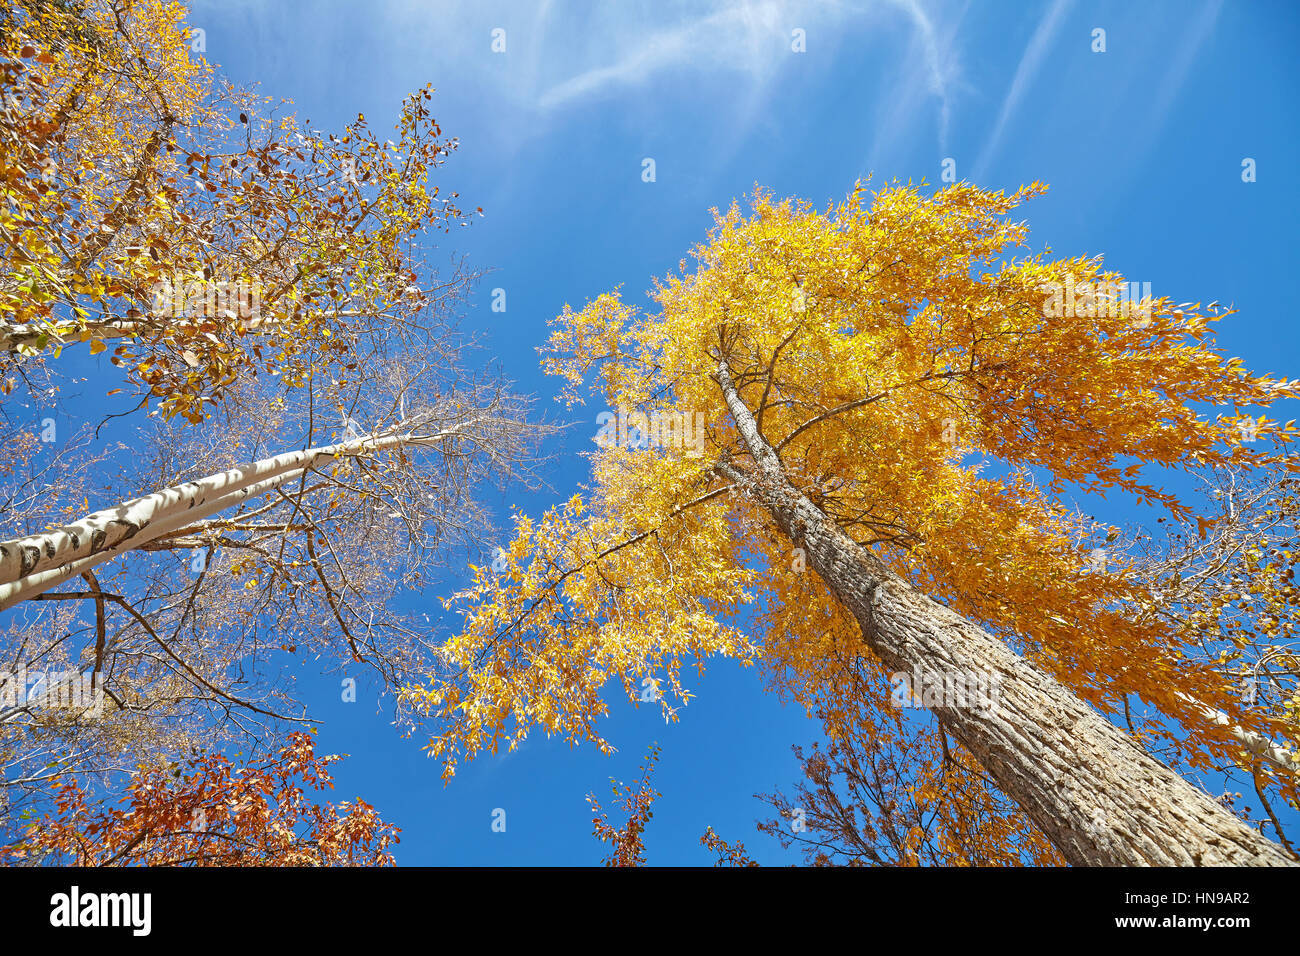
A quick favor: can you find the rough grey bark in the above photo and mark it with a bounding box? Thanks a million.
[715,360,1294,866]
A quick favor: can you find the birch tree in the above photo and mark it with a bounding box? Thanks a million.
[0,351,548,835]
[407,183,1300,865]
[0,392,519,610]
[0,0,543,850]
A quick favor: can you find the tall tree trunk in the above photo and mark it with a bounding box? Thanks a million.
[0,422,470,611]
[0,311,360,353]
[716,361,1294,865]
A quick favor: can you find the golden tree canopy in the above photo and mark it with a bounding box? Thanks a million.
[409,182,1300,801]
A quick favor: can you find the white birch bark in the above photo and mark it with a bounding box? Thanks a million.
[0,422,473,611]
[0,310,364,353]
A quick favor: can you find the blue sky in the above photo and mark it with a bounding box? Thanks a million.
[153,0,1300,864]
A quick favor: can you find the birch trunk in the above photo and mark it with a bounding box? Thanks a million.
[0,424,467,611]
[716,361,1294,866]
[0,311,359,353]
[0,319,149,354]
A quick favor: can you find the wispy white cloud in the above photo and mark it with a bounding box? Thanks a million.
[890,0,959,150]
[196,0,971,192]
[1147,0,1221,133]
[530,0,975,190]
[537,2,793,110]
[366,0,857,168]
[973,0,1073,182]
[860,0,968,175]
[410,0,965,153]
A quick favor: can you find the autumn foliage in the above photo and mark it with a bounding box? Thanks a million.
[587,743,661,867]
[1,0,470,422]
[5,0,1298,868]
[6,732,398,866]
